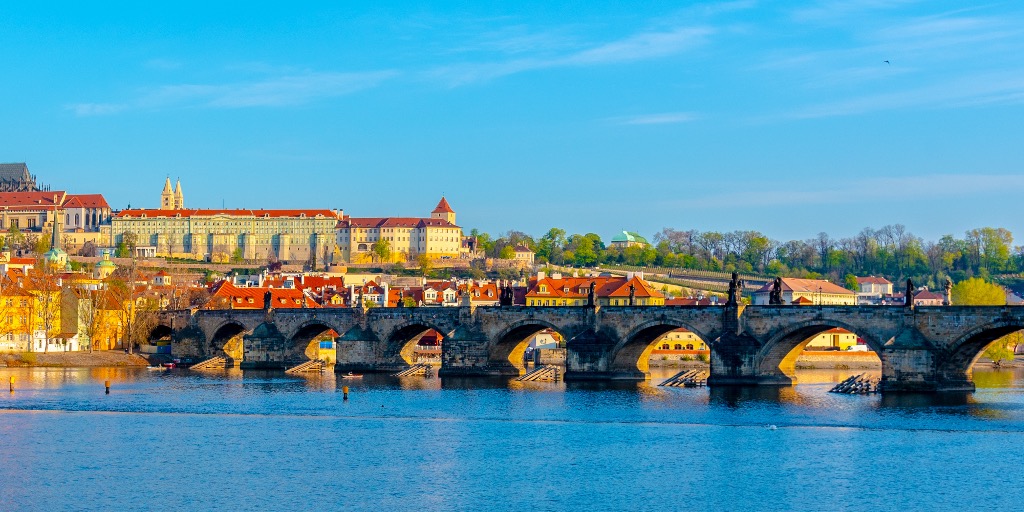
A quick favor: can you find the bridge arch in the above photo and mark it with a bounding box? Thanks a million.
[939,320,1024,386]
[490,318,571,374]
[148,324,173,343]
[609,319,716,378]
[755,318,884,383]
[382,320,452,366]
[207,320,250,360]
[286,320,349,364]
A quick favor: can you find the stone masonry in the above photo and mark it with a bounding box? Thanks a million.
[156,304,1024,392]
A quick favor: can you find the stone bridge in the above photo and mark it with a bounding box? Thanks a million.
[153,304,1024,392]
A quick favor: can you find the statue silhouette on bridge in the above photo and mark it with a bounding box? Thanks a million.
[905,279,914,308]
[727,272,744,306]
[769,277,783,305]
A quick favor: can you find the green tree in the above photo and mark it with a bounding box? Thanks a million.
[371,239,391,263]
[952,278,1014,365]
[844,274,859,292]
[951,278,1005,306]
[416,253,433,272]
[499,245,515,259]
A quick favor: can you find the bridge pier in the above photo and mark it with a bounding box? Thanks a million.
[438,327,520,377]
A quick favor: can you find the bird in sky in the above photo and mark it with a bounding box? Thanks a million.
[884,60,890,65]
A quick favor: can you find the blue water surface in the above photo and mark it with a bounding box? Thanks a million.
[1,367,1022,512]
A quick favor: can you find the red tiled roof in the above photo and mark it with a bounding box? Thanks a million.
[204,281,319,309]
[754,278,855,295]
[66,194,110,209]
[0,191,66,207]
[526,276,664,300]
[914,290,944,300]
[116,209,339,219]
[432,197,454,213]
[856,276,892,285]
[339,217,456,228]
[0,191,108,209]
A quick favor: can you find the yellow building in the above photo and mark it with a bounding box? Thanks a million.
[61,288,130,352]
[1,269,68,352]
[752,278,857,305]
[0,279,36,351]
[804,328,860,351]
[110,208,340,263]
[335,197,466,263]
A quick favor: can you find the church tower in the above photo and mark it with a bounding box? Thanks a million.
[431,196,456,225]
[174,178,184,209]
[161,177,174,210]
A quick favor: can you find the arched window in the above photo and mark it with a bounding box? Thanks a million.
[661,344,670,350]
[674,344,683,350]
[686,344,694,350]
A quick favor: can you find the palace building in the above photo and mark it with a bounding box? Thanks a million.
[106,179,341,262]
[335,197,467,263]
[110,207,340,263]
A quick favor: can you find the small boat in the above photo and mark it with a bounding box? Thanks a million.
[161,362,176,369]
[340,372,363,379]
[146,366,166,371]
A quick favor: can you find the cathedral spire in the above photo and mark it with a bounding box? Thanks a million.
[174,178,184,209]
[161,176,174,210]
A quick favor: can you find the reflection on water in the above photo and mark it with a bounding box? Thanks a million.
[2,365,1024,510]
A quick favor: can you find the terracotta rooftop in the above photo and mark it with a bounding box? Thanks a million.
[432,197,454,214]
[117,208,339,219]
[755,278,855,295]
[856,276,892,285]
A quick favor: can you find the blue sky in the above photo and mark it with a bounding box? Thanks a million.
[3,1,1023,243]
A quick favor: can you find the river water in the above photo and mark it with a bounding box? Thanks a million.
[2,366,1023,511]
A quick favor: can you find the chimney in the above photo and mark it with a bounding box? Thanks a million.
[537,271,546,281]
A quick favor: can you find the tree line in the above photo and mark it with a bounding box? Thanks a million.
[470,225,1024,289]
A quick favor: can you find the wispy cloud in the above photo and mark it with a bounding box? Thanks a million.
[788,71,1024,118]
[616,112,700,125]
[68,70,398,116]
[791,0,921,23]
[429,26,713,86]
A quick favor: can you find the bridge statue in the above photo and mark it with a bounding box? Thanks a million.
[944,277,953,306]
[727,272,744,306]
[769,277,783,305]
[588,281,596,307]
[263,290,273,311]
[628,283,636,306]
[905,279,914,308]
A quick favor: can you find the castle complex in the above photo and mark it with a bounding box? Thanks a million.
[106,180,469,264]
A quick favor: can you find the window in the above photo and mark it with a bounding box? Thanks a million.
[674,344,683,350]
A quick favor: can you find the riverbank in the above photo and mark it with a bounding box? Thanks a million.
[2,351,152,368]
